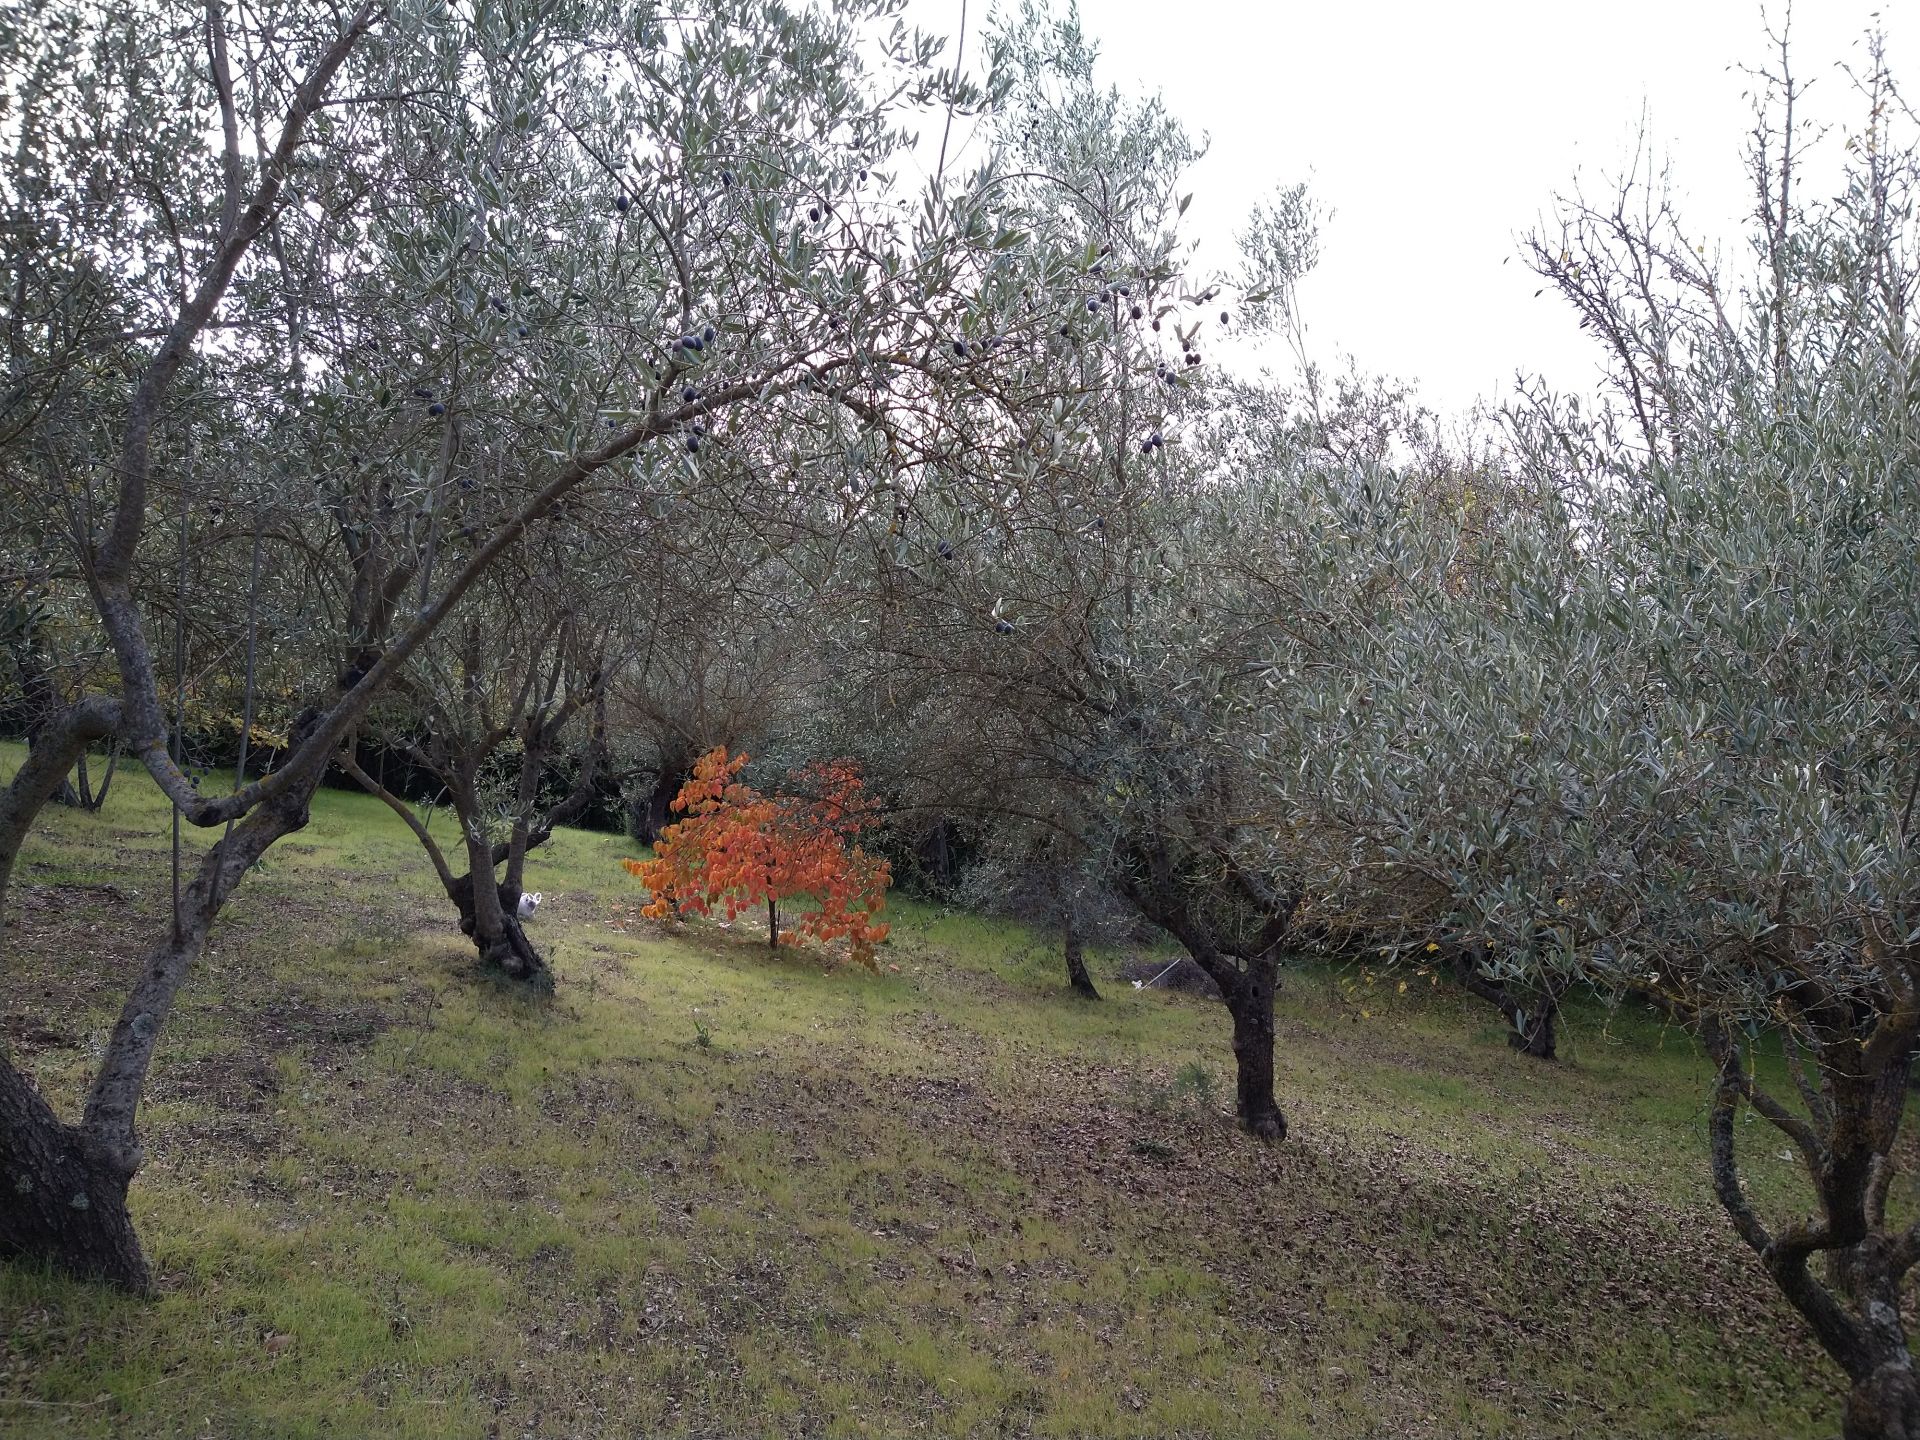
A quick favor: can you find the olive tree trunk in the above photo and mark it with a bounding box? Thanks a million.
[12,643,80,809]
[1705,1016,1920,1440]
[631,751,693,847]
[0,1054,147,1289]
[1115,850,1291,1141]
[1447,944,1561,1060]
[459,818,548,985]
[1225,966,1284,1140]
[337,696,608,991]
[1062,912,1100,999]
[72,744,120,813]
[0,775,312,1288]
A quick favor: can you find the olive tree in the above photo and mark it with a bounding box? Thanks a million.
[1208,371,1583,1058]
[339,540,623,984]
[820,1,1319,1136]
[1262,39,1920,1439]
[0,0,1005,1290]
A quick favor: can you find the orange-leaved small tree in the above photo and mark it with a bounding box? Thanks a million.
[622,747,892,966]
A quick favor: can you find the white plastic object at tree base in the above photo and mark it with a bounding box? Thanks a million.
[517,892,543,919]
[1132,958,1186,991]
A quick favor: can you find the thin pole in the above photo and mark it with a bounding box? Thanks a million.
[171,469,190,942]
[226,511,265,841]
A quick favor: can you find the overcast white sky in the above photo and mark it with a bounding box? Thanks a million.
[912,1,1913,419]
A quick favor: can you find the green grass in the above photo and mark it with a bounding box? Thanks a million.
[0,741,1865,1437]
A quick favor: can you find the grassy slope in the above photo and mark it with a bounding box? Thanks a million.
[0,742,1868,1438]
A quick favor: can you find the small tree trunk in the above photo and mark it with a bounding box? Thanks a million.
[0,1054,148,1291]
[74,746,119,813]
[1113,856,1291,1141]
[632,755,692,846]
[768,897,778,948]
[473,913,547,984]
[919,819,955,889]
[1449,946,1559,1062]
[461,832,550,987]
[1226,970,1285,1140]
[1063,911,1100,999]
[471,904,548,986]
[441,867,541,983]
[1513,993,1558,1060]
[1706,1027,1920,1440]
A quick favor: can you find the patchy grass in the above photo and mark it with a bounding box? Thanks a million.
[0,742,1867,1437]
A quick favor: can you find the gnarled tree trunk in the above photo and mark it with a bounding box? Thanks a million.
[1447,944,1560,1060]
[632,750,693,847]
[1062,909,1100,999]
[459,825,549,986]
[448,870,537,965]
[468,902,546,984]
[1841,1298,1920,1440]
[1706,1013,1920,1440]
[337,744,570,990]
[1,767,314,1288]
[1115,844,1292,1141]
[10,642,80,809]
[1514,1000,1558,1060]
[0,1055,147,1290]
[1225,968,1283,1140]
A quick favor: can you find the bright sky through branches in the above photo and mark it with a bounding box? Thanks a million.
[910,0,1912,419]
